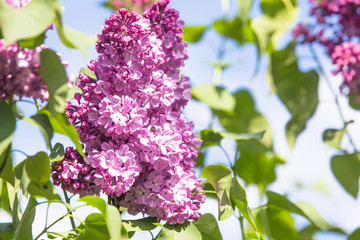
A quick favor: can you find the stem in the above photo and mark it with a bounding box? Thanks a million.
[63,190,76,229]
[44,203,50,229]
[12,149,29,157]
[192,190,217,195]
[239,215,247,240]
[308,44,358,152]
[219,145,233,168]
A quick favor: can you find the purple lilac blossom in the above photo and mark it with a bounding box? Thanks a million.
[293,0,360,100]
[52,147,100,197]
[62,0,204,224]
[0,40,49,101]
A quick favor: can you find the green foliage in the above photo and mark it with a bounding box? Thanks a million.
[0,0,54,44]
[349,227,360,240]
[322,121,353,150]
[230,177,257,230]
[53,2,96,58]
[192,84,235,112]
[235,139,285,192]
[331,153,360,198]
[192,214,222,240]
[13,197,37,240]
[266,191,340,231]
[268,42,319,148]
[157,222,202,240]
[40,49,69,116]
[24,152,50,184]
[0,101,16,157]
[214,90,273,148]
[49,143,65,163]
[0,146,15,186]
[122,217,157,233]
[79,196,125,240]
[201,165,234,221]
[182,25,207,43]
[238,0,253,23]
[199,128,264,149]
[255,206,298,240]
[213,17,256,45]
[40,109,84,157]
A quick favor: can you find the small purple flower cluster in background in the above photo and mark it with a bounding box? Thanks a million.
[52,147,100,197]
[0,40,49,101]
[293,0,360,101]
[55,0,205,224]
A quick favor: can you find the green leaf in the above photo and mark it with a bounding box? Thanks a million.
[192,84,235,112]
[122,217,158,232]
[47,231,77,239]
[235,140,285,192]
[50,143,64,163]
[85,213,108,236]
[331,153,360,198]
[27,181,60,201]
[260,0,297,17]
[0,145,15,186]
[238,0,253,23]
[40,49,69,116]
[14,161,30,197]
[106,205,122,240]
[322,121,353,150]
[54,5,96,58]
[198,129,222,149]
[182,25,207,43]
[40,110,84,157]
[23,113,53,149]
[267,42,318,148]
[230,177,256,230]
[193,213,222,240]
[0,222,12,233]
[213,17,256,45]
[18,31,46,48]
[348,93,360,110]
[349,227,360,240]
[0,179,11,214]
[0,101,16,157]
[266,191,340,231]
[298,225,317,240]
[201,165,234,221]
[0,0,54,43]
[79,196,107,214]
[255,206,298,240]
[24,152,50,184]
[77,227,109,240]
[157,222,202,240]
[214,90,273,149]
[251,7,298,53]
[13,197,37,240]
[61,26,96,58]
[199,128,264,149]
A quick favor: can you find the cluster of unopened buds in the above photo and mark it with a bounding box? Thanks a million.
[53,0,205,224]
[293,0,360,101]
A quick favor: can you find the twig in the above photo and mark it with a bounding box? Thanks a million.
[308,43,358,152]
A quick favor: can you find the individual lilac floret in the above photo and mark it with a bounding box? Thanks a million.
[0,40,49,101]
[52,147,100,197]
[66,2,204,224]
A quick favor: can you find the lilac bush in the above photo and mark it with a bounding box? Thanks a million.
[56,0,205,224]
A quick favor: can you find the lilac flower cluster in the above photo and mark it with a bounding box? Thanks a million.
[293,0,360,100]
[0,40,49,101]
[4,0,32,8]
[60,0,204,224]
[110,0,155,12]
[52,147,100,197]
